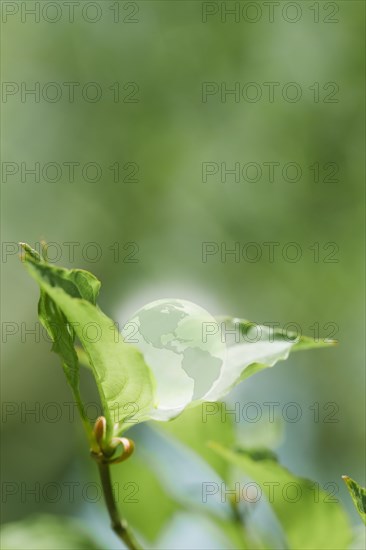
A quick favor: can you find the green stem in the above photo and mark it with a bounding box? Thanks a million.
[96,458,142,550]
[72,386,93,444]
[229,497,251,549]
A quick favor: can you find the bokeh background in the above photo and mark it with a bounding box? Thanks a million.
[1,1,365,548]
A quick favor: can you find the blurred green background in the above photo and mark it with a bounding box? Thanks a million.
[1,1,365,548]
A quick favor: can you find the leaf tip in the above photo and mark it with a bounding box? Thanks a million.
[325,338,338,346]
[18,242,41,263]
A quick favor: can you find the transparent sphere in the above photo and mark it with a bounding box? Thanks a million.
[121,299,226,419]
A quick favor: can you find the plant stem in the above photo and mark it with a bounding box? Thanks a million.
[229,498,250,549]
[96,458,142,550]
[73,387,93,442]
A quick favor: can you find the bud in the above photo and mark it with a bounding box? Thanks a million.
[90,416,107,455]
[94,416,107,445]
[108,437,135,464]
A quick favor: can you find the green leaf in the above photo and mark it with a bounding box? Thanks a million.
[156,403,235,481]
[21,244,101,392]
[38,291,80,389]
[112,451,180,541]
[153,410,261,548]
[21,244,335,428]
[203,317,336,402]
[0,515,102,550]
[21,243,101,304]
[342,475,366,524]
[21,244,156,434]
[210,443,351,550]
